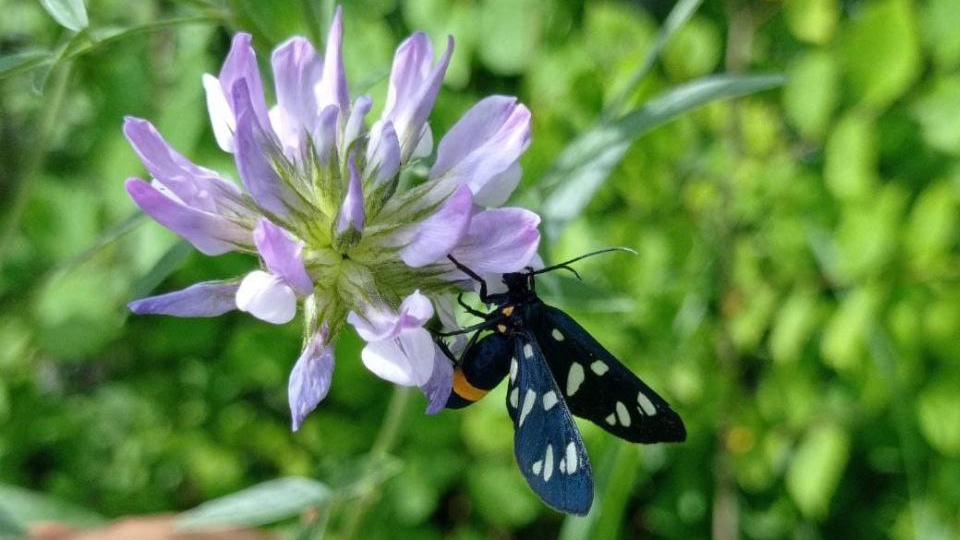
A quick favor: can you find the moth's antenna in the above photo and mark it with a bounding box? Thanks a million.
[531,247,638,279]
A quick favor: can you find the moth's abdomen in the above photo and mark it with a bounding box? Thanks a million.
[445,332,513,409]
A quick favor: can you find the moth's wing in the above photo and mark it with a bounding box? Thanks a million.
[447,332,512,409]
[507,330,593,515]
[529,304,686,444]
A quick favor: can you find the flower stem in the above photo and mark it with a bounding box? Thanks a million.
[337,385,413,539]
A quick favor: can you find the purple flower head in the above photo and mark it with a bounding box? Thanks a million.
[124,6,539,430]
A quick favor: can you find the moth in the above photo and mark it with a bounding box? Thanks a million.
[441,251,686,515]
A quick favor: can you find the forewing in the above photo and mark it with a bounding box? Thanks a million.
[507,330,593,515]
[530,304,686,444]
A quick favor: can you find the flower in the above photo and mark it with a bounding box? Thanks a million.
[125,7,539,430]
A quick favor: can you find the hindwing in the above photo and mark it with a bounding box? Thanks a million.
[528,304,686,444]
[506,330,593,515]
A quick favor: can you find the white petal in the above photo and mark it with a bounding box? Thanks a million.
[203,73,236,153]
[236,270,297,324]
[360,328,436,387]
[361,339,415,386]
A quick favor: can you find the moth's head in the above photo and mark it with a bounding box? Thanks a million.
[501,272,530,293]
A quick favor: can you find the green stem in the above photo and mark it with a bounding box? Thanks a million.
[337,385,414,539]
[0,62,73,264]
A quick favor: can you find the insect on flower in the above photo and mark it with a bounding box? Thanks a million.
[440,250,686,515]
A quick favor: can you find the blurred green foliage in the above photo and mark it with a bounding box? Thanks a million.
[1,0,959,539]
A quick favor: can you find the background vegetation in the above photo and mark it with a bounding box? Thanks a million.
[2,0,959,538]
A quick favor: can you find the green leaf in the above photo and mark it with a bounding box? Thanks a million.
[605,0,704,115]
[785,0,839,44]
[920,0,960,70]
[786,423,851,520]
[0,50,53,81]
[843,0,921,109]
[178,477,333,529]
[539,73,785,238]
[38,0,90,32]
[0,484,103,529]
[910,75,960,154]
[477,0,543,75]
[783,51,839,139]
[823,111,877,201]
[0,506,26,538]
[917,377,960,456]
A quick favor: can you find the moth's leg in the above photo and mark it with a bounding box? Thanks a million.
[447,254,490,302]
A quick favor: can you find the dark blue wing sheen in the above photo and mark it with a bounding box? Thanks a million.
[507,330,593,515]
[527,303,687,444]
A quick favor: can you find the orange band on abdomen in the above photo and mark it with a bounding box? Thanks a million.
[452,368,489,403]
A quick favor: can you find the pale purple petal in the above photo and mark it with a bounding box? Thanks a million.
[289,325,334,431]
[422,352,453,414]
[236,270,298,324]
[233,80,300,217]
[315,6,350,114]
[128,281,239,317]
[450,207,540,274]
[218,33,272,135]
[365,120,401,191]
[312,105,340,163]
[398,290,434,327]
[474,162,522,208]
[271,37,323,135]
[123,117,241,212]
[399,184,473,267]
[430,96,531,206]
[203,74,236,152]
[383,34,454,161]
[126,178,250,255]
[361,327,436,387]
[336,158,364,234]
[253,219,313,294]
[347,290,434,344]
[342,96,372,155]
[347,307,398,342]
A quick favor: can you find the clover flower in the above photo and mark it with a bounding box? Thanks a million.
[124,8,539,430]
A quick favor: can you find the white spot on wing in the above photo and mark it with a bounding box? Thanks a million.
[523,343,534,359]
[605,413,616,425]
[616,401,631,427]
[566,363,585,396]
[543,391,558,410]
[551,328,565,341]
[565,442,578,474]
[590,360,609,375]
[543,444,554,481]
[559,458,567,474]
[509,357,517,383]
[509,387,519,409]
[637,392,657,416]
[532,460,542,476]
[519,389,536,426]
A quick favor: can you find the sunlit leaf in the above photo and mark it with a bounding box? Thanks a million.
[178,477,333,529]
[786,423,851,520]
[37,0,89,32]
[540,73,785,238]
[843,0,920,108]
[917,378,960,456]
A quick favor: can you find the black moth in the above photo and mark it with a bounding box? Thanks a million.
[440,251,686,515]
